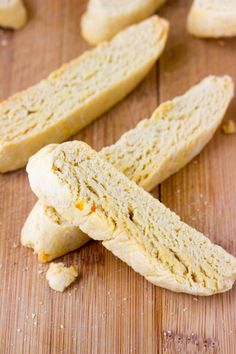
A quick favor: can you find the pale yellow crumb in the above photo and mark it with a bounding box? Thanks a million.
[46,263,78,292]
[221,120,235,134]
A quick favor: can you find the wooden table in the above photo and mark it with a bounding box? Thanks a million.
[0,1,236,353]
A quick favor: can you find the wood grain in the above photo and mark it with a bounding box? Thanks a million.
[0,1,236,353]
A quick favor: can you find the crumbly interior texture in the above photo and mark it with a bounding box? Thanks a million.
[81,0,166,44]
[0,16,168,172]
[0,0,27,29]
[46,262,78,292]
[187,0,236,38]
[27,141,236,296]
[22,76,234,262]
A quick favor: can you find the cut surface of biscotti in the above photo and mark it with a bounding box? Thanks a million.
[187,0,236,38]
[81,0,166,44]
[0,0,27,29]
[21,75,234,262]
[27,141,236,296]
[0,16,168,173]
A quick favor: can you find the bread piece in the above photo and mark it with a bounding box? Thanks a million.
[21,76,234,262]
[27,141,236,296]
[0,16,168,173]
[22,201,90,263]
[187,0,236,38]
[0,0,27,29]
[46,263,78,292]
[81,0,166,45]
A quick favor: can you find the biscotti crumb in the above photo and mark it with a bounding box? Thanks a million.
[1,39,8,47]
[221,120,235,134]
[46,263,78,292]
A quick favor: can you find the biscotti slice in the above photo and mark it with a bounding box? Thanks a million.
[27,142,236,296]
[81,0,166,45]
[187,0,236,38]
[21,201,90,263]
[0,0,27,29]
[0,16,168,173]
[21,75,234,262]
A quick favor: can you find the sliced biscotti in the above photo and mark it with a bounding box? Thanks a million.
[21,201,90,263]
[21,75,234,262]
[0,16,168,173]
[81,0,166,44]
[101,75,234,191]
[187,0,236,38]
[0,0,27,29]
[27,141,236,296]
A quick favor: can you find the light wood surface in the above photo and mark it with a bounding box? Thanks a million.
[0,1,236,353]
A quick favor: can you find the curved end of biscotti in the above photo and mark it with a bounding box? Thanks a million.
[26,144,61,200]
[0,0,27,30]
[80,11,111,45]
[21,200,54,262]
[187,1,236,38]
[186,1,201,37]
[12,0,27,29]
[21,199,90,263]
[0,144,26,173]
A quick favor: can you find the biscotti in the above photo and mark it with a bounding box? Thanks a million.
[27,141,236,296]
[81,0,166,45]
[21,76,234,262]
[187,0,236,38]
[21,201,90,263]
[0,0,27,29]
[0,16,168,173]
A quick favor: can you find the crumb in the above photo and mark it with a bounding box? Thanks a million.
[33,321,37,326]
[123,297,127,301]
[222,120,235,134]
[183,307,188,312]
[193,297,198,302]
[17,328,21,333]
[11,242,19,248]
[31,313,36,319]
[60,324,64,329]
[1,39,8,47]
[46,263,78,292]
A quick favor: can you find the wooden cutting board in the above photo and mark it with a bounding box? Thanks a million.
[0,1,236,353]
